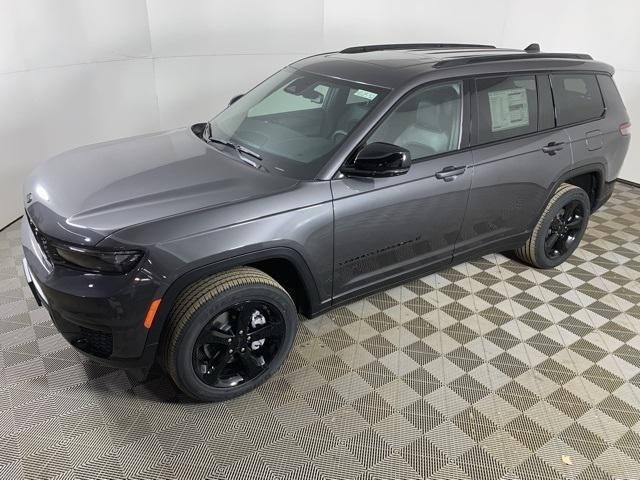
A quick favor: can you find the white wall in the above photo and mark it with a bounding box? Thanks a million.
[1,0,639,227]
[501,1,640,184]
[0,0,159,227]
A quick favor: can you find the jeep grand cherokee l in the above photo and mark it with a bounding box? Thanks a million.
[22,43,630,401]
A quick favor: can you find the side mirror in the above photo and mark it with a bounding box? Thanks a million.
[341,142,411,178]
[229,94,244,106]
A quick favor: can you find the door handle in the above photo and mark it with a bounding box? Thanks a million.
[435,165,466,181]
[541,141,565,155]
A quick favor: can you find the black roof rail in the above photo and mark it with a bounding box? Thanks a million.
[434,52,593,68]
[340,43,496,54]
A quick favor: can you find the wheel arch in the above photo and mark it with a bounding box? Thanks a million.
[565,170,602,210]
[529,163,606,232]
[143,247,323,363]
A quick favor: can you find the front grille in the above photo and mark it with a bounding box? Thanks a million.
[74,327,113,358]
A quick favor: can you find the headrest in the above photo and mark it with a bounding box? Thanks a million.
[416,86,459,131]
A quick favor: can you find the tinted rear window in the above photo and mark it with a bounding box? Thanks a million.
[550,73,605,126]
[597,74,627,115]
[476,75,538,144]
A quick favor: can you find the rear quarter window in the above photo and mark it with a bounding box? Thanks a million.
[597,74,628,117]
[550,73,605,126]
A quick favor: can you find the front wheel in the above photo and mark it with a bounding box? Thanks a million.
[162,267,297,402]
[514,183,590,269]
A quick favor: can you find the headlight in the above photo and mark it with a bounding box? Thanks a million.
[53,245,143,274]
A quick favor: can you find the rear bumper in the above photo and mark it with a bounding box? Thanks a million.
[593,180,615,212]
[21,217,161,369]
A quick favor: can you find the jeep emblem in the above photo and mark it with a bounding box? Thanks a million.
[26,192,33,204]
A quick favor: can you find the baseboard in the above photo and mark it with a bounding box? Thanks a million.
[617,178,640,188]
[0,216,22,233]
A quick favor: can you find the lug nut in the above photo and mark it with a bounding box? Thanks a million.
[240,347,245,352]
[247,335,251,340]
[229,349,234,353]
[239,330,244,335]
[227,338,232,343]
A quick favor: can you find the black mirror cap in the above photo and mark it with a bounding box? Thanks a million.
[341,142,412,178]
[229,94,244,106]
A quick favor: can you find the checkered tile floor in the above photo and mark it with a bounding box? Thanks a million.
[1,182,640,480]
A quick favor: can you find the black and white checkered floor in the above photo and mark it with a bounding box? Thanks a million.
[1,182,639,480]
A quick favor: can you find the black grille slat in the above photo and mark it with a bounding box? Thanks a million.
[75,327,113,358]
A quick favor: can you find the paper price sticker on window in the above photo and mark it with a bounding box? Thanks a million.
[353,89,378,101]
[488,87,529,132]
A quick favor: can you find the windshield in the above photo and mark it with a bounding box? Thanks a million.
[208,68,387,179]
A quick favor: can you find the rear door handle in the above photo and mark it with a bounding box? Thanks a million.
[435,165,466,181]
[541,141,565,155]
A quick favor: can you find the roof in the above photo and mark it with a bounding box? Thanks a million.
[291,44,614,89]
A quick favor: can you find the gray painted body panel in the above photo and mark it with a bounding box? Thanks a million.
[24,128,300,245]
[457,129,573,256]
[103,180,334,303]
[331,150,472,299]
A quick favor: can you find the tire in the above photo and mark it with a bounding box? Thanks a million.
[162,267,297,402]
[514,183,590,269]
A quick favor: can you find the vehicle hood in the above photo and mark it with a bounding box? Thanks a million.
[24,127,299,246]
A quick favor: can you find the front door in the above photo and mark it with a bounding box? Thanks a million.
[331,80,472,301]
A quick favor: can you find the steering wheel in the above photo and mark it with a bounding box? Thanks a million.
[331,130,349,145]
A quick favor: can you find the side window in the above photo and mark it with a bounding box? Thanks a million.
[476,75,537,144]
[248,79,330,117]
[368,81,463,160]
[597,74,626,114]
[550,73,605,126]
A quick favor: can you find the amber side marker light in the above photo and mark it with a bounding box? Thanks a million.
[144,299,162,329]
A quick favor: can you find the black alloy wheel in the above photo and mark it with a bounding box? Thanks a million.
[514,183,591,269]
[192,300,285,388]
[544,199,586,260]
[163,267,297,402]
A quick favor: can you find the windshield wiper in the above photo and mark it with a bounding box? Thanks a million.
[203,130,263,169]
[203,122,262,162]
[208,135,237,151]
[235,144,262,161]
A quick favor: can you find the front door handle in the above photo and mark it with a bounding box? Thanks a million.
[542,141,565,155]
[435,165,466,181]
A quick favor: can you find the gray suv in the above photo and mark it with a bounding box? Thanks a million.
[22,43,630,401]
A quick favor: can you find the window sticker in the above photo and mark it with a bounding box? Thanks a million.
[353,89,378,101]
[488,87,529,132]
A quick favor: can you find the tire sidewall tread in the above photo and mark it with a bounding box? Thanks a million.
[161,267,297,402]
[515,183,590,269]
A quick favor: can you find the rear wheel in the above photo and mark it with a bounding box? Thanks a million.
[162,267,297,401]
[514,183,590,269]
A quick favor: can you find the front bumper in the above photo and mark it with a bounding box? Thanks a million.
[21,217,161,369]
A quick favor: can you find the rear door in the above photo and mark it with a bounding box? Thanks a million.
[455,73,572,259]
